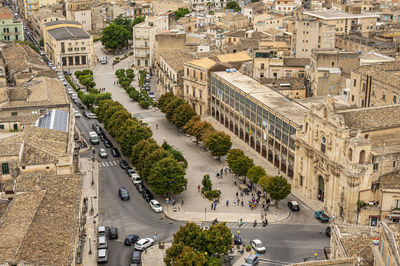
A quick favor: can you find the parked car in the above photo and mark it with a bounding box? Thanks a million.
[111,147,121,157]
[142,189,153,202]
[108,227,118,240]
[98,235,108,249]
[84,111,97,119]
[63,81,68,86]
[288,201,300,211]
[325,226,331,237]
[250,239,266,253]
[39,50,45,56]
[134,238,154,251]
[104,138,113,148]
[99,148,108,158]
[97,249,108,264]
[98,225,106,236]
[150,199,162,213]
[124,234,139,246]
[315,210,330,223]
[118,187,129,200]
[136,183,144,193]
[131,173,141,184]
[67,88,74,94]
[126,167,135,177]
[76,102,85,109]
[131,250,141,264]
[74,110,81,118]
[119,160,129,169]
[241,254,259,266]
[92,123,102,134]
[147,91,154,96]
[145,86,150,91]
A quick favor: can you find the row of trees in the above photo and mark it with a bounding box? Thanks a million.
[116,69,152,108]
[226,148,291,203]
[96,99,187,196]
[75,70,96,89]
[158,93,232,159]
[165,223,232,265]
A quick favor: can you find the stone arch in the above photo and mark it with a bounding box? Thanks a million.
[347,148,353,161]
[321,136,326,153]
[220,113,224,124]
[359,150,366,164]
[245,132,249,143]
[256,141,261,153]
[230,121,233,132]
[267,149,273,162]
[216,110,220,121]
[261,145,266,157]
[224,117,229,128]
[234,124,239,136]
[239,128,244,140]
[211,107,215,117]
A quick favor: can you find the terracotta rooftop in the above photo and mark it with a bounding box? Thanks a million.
[0,7,13,19]
[380,170,400,189]
[0,133,22,157]
[187,57,217,69]
[160,50,194,73]
[2,43,47,72]
[215,51,251,63]
[353,60,400,88]
[0,174,82,265]
[338,104,400,130]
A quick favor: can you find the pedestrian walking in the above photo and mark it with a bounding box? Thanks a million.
[241,200,244,206]
[278,170,280,175]
[274,213,277,222]
[233,201,236,207]
[214,202,217,211]
[234,181,237,186]
[216,172,219,178]
[211,202,213,210]
[236,191,238,198]
[156,124,158,130]
[226,200,229,207]
[240,192,243,197]
[224,167,227,174]
[198,185,201,192]
[237,198,240,205]
[220,169,223,177]
[262,202,265,209]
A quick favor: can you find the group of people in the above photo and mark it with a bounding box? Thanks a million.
[216,166,231,178]
[98,87,106,92]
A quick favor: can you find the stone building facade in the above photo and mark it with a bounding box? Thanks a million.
[294,99,400,225]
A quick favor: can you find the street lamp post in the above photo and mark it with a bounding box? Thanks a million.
[91,168,94,186]
[90,195,94,214]
[88,236,92,254]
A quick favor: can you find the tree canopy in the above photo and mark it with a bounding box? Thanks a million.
[230,155,253,177]
[184,116,215,143]
[101,23,130,49]
[226,1,241,12]
[175,8,191,20]
[227,149,244,168]
[247,165,266,184]
[204,131,232,159]
[258,175,291,202]
[172,103,197,128]
[148,157,187,195]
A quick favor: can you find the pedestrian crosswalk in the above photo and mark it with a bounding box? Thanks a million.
[196,221,271,229]
[99,160,119,168]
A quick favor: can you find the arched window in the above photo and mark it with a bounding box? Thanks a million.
[359,150,366,163]
[321,136,326,153]
[348,148,353,161]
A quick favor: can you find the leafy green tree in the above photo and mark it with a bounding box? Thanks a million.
[174,246,207,266]
[133,16,145,26]
[106,109,131,137]
[226,1,241,12]
[202,174,212,191]
[129,89,140,101]
[172,222,205,249]
[175,8,190,20]
[172,103,197,128]
[247,165,266,184]
[161,141,187,168]
[96,100,120,121]
[131,138,156,165]
[102,104,126,123]
[139,99,151,109]
[207,256,222,266]
[148,157,187,196]
[101,23,130,49]
[203,223,232,255]
[184,116,215,144]
[136,142,159,173]
[230,155,253,177]
[258,175,291,203]
[117,120,152,156]
[141,148,172,180]
[158,92,175,112]
[165,97,186,121]
[81,93,96,106]
[227,149,244,168]
[113,15,133,39]
[204,131,232,159]
[93,93,112,105]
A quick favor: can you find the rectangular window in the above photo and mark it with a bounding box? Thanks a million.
[11,112,17,116]
[15,27,18,32]
[61,42,65,53]
[373,163,379,171]
[394,161,398,168]
[15,35,18,40]
[75,56,80,65]
[395,199,400,209]
[0,124,4,129]
[81,56,86,65]
[68,57,73,65]
[1,163,9,174]
[62,57,67,66]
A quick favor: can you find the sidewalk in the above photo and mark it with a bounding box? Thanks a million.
[206,116,323,212]
[81,156,100,266]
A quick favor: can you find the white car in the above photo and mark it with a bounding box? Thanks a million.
[150,199,162,213]
[131,173,141,184]
[250,239,266,253]
[74,110,81,118]
[99,148,108,158]
[67,89,74,95]
[40,50,45,56]
[63,81,68,86]
[134,238,154,251]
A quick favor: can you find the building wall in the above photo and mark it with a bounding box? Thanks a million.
[294,20,335,58]
[157,55,179,96]
[0,17,24,42]
[71,10,92,31]
[183,64,208,116]
[30,12,66,38]
[253,17,283,32]
[210,73,298,178]
[253,56,305,80]
[44,22,94,70]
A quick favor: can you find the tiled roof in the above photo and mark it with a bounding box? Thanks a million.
[0,133,22,157]
[215,51,251,63]
[48,26,91,40]
[283,57,310,67]
[0,174,82,265]
[2,43,47,72]
[187,57,217,69]
[380,170,400,189]
[353,60,400,88]
[160,50,194,73]
[338,105,400,130]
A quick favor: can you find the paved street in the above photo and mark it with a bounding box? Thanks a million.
[66,43,331,265]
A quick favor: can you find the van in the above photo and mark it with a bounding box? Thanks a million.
[89,131,99,144]
[101,56,107,64]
